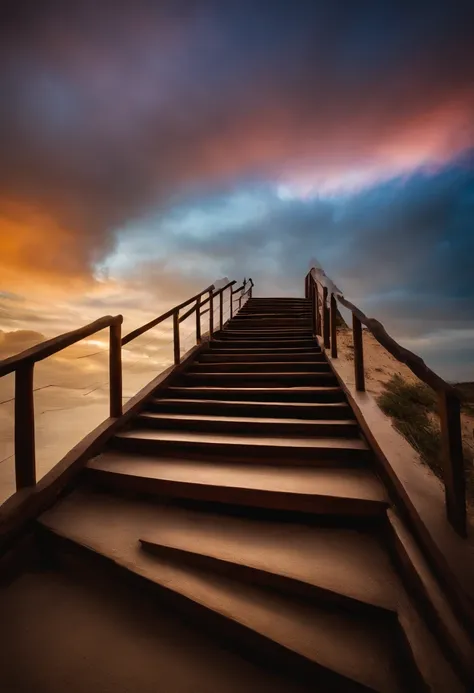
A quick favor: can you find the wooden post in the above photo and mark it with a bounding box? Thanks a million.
[305,274,309,299]
[352,314,365,392]
[219,290,223,330]
[330,294,338,358]
[196,295,201,343]
[322,286,330,349]
[315,282,320,335]
[209,290,214,338]
[173,310,180,365]
[109,319,123,418]
[439,391,466,536]
[15,363,36,489]
[229,287,233,319]
[311,281,316,336]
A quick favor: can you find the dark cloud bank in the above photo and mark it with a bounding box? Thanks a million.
[0,0,473,376]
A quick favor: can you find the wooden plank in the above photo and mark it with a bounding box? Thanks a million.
[219,291,223,330]
[14,363,36,489]
[330,294,338,358]
[439,392,466,536]
[314,282,320,336]
[196,295,201,343]
[322,286,330,349]
[122,286,214,345]
[209,291,214,338]
[0,315,120,377]
[310,282,316,335]
[181,281,236,323]
[109,320,123,417]
[173,310,180,365]
[353,315,365,392]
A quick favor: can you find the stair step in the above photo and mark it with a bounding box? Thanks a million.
[136,506,398,615]
[209,344,320,353]
[88,452,385,516]
[148,398,352,419]
[164,386,346,402]
[229,320,312,327]
[38,490,408,692]
[210,339,317,348]
[137,412,359,438]
[113,428,370,464]
[198,352,326,362]
[189,361,331,373]
[221,330,314,337]
[176,372,338,387]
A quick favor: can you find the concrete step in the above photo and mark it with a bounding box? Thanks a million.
[163,386,346,402]
[112,428,370,465]
[147,398,352,419]
[136,412,359,438]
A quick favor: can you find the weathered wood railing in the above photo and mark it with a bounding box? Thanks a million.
[1,277,250,496]
[306,266,466,536]
[0,315,124,491]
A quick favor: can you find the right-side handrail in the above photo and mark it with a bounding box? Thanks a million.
[306,266,466,536]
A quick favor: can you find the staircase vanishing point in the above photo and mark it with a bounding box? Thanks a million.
[32,298,466,692]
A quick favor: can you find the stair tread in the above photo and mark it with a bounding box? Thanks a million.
[140,412,356,426]
[192,362,326,367]
[88,451,385,502]
[154,398,349,408]
[117,428,368,450]
[39,490,403,693]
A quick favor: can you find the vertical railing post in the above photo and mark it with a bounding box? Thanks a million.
[330,294,338,358]
[196,295,201,344]
[109,317,123,418]
[209,290,214,338]
[239,280,246,310]
[322,286,330,349]
[352,314,365,392]
[439,391,466,536]
[305,274,309,299]
[311,280,316,336]
[15,362,36,489]
[229,287,233,319]
[219,289,223,330]
[315,282,320,335]
[173,310,180,365]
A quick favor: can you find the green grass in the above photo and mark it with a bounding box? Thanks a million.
[378,375,474,499]
[377,375,443,475]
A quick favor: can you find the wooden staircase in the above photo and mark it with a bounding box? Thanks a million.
[35,297,465,691]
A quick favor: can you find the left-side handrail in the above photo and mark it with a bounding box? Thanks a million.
[0,315,123,491]
[122,285,214,346]
[0,274,254,497]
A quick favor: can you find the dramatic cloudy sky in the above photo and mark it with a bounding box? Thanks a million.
[1,0,474,388]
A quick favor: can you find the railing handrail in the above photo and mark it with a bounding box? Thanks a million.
[0,315,123,377]
[0,273,251,500]
[181,280,237,323]
[308,267,457,397]
[306,265,466,536]
[122,284,215,346]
